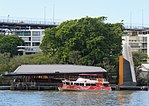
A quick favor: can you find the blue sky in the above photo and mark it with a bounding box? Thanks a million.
[0,0,148,26]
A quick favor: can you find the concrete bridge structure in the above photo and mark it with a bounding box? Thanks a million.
[119,44,137,86]
[0,17,58,34]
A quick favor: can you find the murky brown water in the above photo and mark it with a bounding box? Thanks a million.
[0,90,148,106]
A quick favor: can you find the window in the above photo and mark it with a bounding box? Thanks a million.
[25,42,31,46]
[66,82,70,85]
[143,37,147,42]
[25,47,33,51]
[80,83,84,86]
[15,31,31,36]
[143,32,147,35]
[29,37,31,41]
[22,37,30,41]
[86,83,96,86]
[86,83,90,86]
[70,82,73,85]
[32,42,40,46]
[74,83,79,86]
[103,84,109,86]
[42,31,44,35]
[142,43,147,48]
[32,31,40,36]
[90,84,96,86]
[24,31,31,36]
[142,49,147,53]
[63,82,66,84]
[32,37,40,41]
[139,31,143,34]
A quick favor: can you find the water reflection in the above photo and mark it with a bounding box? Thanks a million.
[0,90,148,106]
[117,91,149,106]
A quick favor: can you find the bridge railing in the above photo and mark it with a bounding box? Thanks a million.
[0,16,60,25]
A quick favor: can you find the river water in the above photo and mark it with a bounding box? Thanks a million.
[0,90,148,106]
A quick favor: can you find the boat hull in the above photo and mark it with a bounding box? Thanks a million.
[61,85,111,91]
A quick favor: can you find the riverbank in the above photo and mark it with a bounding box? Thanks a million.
[0,85,148,91]
[111,85,148,91]
[0,86,58,91]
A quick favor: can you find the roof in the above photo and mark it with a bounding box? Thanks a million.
[6,64,107,76]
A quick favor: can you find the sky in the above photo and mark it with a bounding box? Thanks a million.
[0,0,148,27]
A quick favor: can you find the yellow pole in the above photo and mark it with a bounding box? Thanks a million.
[119,55,123,85]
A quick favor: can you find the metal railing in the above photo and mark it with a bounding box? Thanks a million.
[0,16,60,25]
[11,82,62,87]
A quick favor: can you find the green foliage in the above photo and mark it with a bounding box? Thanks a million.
[0,34,5,39]
[132,52,148,85]
[137,77,148,86]
[0,35,24,56]
[0,53,11,74]
[40,16,123,72]
[132,52,147,67]
[0,53,49,74]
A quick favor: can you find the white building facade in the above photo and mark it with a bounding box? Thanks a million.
[122,29,149,57]
[14,29,44,54]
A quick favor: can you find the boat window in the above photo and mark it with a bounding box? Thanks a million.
[103,84,109,86]
[63,82,66,84]
[74,83,79,86]
[70,82,73,85]
[66,82,70,85]
[86,83,96,86]
[90,84,96,86]
[80,83,84,86]
[86,83,90,86]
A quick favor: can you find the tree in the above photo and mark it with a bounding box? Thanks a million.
[40,17,123,72]
[132,52,148,85]
[0,34,5,39]
[0,35,24,56]
[132,52,147,67]
[0,53,11,74]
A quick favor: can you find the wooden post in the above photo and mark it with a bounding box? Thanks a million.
[119,55,123,86]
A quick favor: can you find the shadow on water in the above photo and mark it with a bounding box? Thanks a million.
[0,90,149,106]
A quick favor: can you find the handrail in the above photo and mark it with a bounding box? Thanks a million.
[0,16,60,25]
[11,82,62,87]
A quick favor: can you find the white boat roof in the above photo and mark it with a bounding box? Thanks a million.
[76,78,98,83]
[9,64,107,75]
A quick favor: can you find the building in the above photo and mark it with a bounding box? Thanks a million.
[13,29,44,54]
[4,64,107,90]
[122,28,149,58]
[122,35,148,53]
[0,17,58,54]
[0,17,58,34]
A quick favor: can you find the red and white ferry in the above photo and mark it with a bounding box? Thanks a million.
[60,74,111,91]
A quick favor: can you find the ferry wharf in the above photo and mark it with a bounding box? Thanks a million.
[1,64,148,91]
[111,84,148,91]
[2,64,107,91]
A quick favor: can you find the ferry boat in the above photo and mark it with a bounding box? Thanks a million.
[59,74,111,91]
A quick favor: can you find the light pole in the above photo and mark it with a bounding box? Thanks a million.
[44,7,46,24]
[147,70,149,88]
[7,15,10,22]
